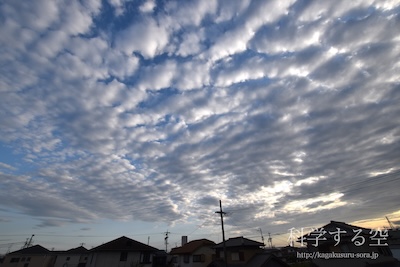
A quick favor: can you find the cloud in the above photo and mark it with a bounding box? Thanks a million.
[0,0,399,241]
[139,0,156,13]
[115,17,169,58]
[0,162,16,171]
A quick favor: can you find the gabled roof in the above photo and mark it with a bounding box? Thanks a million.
[170,239,215,254]
[300,220,371,243]
[214,237,264,248]
[9,245,49,255]
[65,246,89,254]
[91,236,158,252]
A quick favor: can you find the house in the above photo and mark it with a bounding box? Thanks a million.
[299,221,400,267]
[170,237,215,267]
[87,236,159,267]
[388,229,400,261]
[207,236,289,267]
[210,236,264,266]
[52,246,89,267]
[0,244,54,267]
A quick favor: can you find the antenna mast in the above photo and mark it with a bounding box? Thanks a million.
[258,228,265,246]
[268,232,273,248]
[21,235,34,249]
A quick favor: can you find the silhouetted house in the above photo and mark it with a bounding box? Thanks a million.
[1,245,54,267]
[207,236,289,267]
[208,236,279,267]
[87,236,159,267]
[152,250,171,267]
[388,229,400,261]
[299,221,400,267]
[278,245,308,264]
[213,236,264,264]
[170,238,215,267]
[53,246,89,267]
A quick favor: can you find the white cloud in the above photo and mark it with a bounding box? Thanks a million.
[139,0,156,13]
[0,162,16,171]
[138,60,177,91]
[108,0,127,16]
[116,18,169,59]
[207,0,296,61]
[165,0,218,28]
[176,30,205,57]
[174,60,211,90]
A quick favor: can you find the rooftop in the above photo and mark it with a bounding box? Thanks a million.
[170,239,215,254]
[91,236,159,252]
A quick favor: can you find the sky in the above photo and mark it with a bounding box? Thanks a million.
[1,0,400,254]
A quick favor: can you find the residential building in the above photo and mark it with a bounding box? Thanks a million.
[388,229,400,261]
[170,238,215,267]
[210,236,264,266]
[0,245,54,267]
[299,220,400,267]
[207,236,289,267]
[52,246,89,267]
[87,236,159,267]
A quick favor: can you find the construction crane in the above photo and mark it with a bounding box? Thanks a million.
[386,216,395,229]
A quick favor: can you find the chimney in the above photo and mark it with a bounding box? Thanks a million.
[181,236,188,246]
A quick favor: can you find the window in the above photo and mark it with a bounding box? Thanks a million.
[27,257,31,262]
[21,257,25,262]
[231,252,244,261]
[24,264,29,267]
[120,252,128,261]
[217,251,224,259]
[193,254,204,262]
[66,257,70,261]
[10,258,20,263]
[140,252,151,264]
[183,254,190,263]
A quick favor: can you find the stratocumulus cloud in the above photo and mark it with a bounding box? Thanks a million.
[0,0,399,244]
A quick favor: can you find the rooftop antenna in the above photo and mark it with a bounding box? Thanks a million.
[267,232,273,248]
[258,228,265,246]
[21,235,34,249]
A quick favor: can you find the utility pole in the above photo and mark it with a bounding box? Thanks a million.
[215,200,228,267]
[164,230,170,252]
